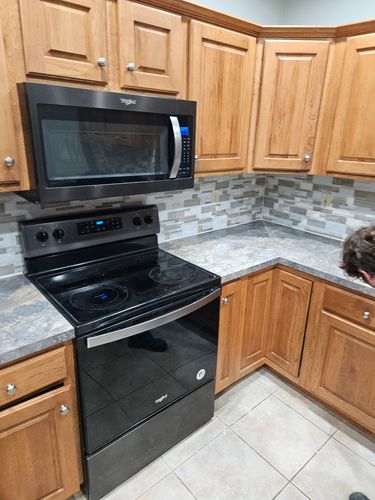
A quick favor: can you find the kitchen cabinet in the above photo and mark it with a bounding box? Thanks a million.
[301,283,375,433]
[0,24,20,186]
[251,40,330,172]
[215,280,244,393]
[118,1,184,94]
[18,0,108,84]
[237,271,272,378]
[189,21,256,174]
[326,33,375,178]
[266,269,312,378]
[0,343,82,499]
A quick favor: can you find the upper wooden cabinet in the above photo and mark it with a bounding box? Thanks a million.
[0,25,20,186]
[18,0,108,83]
[267,269,312,378]
[252,40,330,172]
[118,1,184,94]
[326,33,375,178]
[189,21,256,174]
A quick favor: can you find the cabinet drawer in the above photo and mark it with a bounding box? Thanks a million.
[0,346,68,407]
[323,285,375,330]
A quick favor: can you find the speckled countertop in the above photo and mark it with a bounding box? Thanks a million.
[0,275,74,366]
[1,221,374,367]
[161,221,375,298]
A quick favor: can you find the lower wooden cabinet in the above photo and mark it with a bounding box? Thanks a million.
[0,343,82,500]
[267,269,312,378]
[300,283,375,433]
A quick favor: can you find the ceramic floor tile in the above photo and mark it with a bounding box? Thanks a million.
[274,385,342,435]
[274,483,309,500]
[103,458,170,500]
[215,376,270,426]
[175,429,287,500]
[232,395,329,479]
[293,439,375,500]
[334,423,375,466]
[251,368,291,394]
[137,473,194,500]
[163,417,226,469]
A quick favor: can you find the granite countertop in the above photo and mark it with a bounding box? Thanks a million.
[0,274,74,366]
[1,220,374,367]
[162,221,375,298]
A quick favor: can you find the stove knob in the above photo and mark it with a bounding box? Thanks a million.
[36,231,49,242]
[133,216,142,227]
[144,215,153,225]
[52,228,65,241]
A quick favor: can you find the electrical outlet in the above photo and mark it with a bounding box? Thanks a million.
[211,190,220,203]
[321,192,333,208]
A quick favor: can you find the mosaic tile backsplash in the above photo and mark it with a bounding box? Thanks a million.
[0,174,265,277]
[0,173,374,278]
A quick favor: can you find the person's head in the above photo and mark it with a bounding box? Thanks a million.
[341,226,375,287]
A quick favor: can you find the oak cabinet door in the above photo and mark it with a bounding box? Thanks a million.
[216,280,244,393]
[189,21,256,174]
[253,40,329,171]
[327,33,375,177]
[267,270,312,378]
[19,0,108,83]
[118,1,184,94]
[0,26,20,185]
[237,271,273,377]
[0,385,81,500]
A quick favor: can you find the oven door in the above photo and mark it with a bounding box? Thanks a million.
[21,83,195,203]
[76,288,220,455]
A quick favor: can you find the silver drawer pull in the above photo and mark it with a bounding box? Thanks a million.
[222,297,229,305]
[59,404,70,416]
[97,57,107,67]
[362,311,370,320]
[4,156,15,167]
[303,154,311,163]
[6,383,16,395]
[127,62,136,71]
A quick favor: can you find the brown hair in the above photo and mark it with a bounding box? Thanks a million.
[341,226,375,280]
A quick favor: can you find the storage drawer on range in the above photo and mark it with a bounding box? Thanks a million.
[0,346,68,407]
[322,285,375,330]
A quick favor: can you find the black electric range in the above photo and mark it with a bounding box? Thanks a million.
[20,205,221,500]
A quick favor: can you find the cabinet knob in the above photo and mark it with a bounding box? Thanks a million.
[4,156,15,167]
[97,57,107,67]
[194,155,199,160]
[127,62,136,71]
[362,311,370,320]
[59,404,70,416]
[222,297,229,305]
[6,383,16,395]
[303,154,311,163]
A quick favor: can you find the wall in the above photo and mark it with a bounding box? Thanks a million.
[284,0,375,25]
[263,175,375,239]
[0,175,265,278]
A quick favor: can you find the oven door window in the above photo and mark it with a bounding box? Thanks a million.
[76,299,219,454]
[37,104,174,186]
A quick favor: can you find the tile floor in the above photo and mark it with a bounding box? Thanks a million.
[75,368,375,500]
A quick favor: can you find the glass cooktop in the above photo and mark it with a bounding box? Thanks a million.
[34,249,218,330]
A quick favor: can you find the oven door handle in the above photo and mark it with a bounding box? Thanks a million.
[169,116,182,179]
[86,288,220,349]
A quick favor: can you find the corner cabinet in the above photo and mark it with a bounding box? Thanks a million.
[118,1,185,95]
[189,21,256,175]
[251,40,330,172]
[0,344,82,499]
[326,33,375,178]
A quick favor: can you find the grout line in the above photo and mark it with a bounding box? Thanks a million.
[331,434,375,469]
[173,471,199,499]
[222,392,273,428]
[289,434,332,484]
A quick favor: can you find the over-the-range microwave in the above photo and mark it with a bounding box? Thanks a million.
[18,83,196,206]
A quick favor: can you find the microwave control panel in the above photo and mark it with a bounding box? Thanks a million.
[178,126,193,178]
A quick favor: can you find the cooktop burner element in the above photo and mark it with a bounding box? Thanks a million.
[70,284,129,311]
[149,264,198,285]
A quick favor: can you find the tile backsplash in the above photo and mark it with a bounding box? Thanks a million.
[0,174,265,277]
[1,173,374,279]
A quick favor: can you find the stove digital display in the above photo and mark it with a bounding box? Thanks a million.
[78,217,122,235]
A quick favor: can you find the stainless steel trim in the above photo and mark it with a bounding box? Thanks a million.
[169,116,182,179]
[87,288,220,349]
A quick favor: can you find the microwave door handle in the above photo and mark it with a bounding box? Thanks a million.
[169,116,182,179]
[86,288,220,349]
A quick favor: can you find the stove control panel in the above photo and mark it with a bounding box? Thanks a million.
[20,205,160,258]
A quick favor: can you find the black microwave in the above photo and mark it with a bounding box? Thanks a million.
[18,83,196,206]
